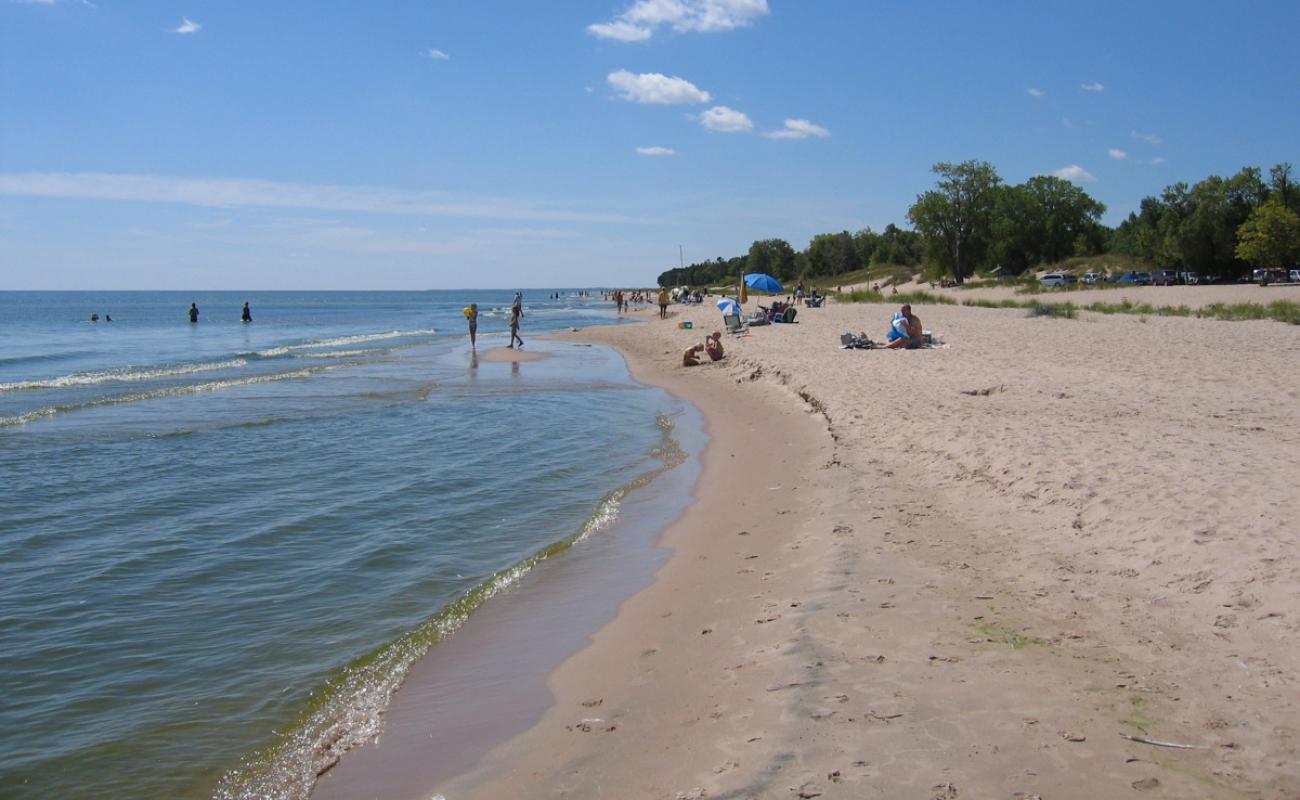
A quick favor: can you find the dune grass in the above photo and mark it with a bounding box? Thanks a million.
[957,296,1299,324]
[840,289,958,306]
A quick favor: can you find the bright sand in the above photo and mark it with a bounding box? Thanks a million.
[375,290,1298,798]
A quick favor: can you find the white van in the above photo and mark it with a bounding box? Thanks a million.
[1040,273,1068,287]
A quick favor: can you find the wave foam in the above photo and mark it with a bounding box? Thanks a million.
[0,359,248,393]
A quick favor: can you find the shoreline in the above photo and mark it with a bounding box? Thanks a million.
[309,336,707,799]
[430,297,1298,799]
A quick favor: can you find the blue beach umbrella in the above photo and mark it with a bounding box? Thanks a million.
[716,297,740,316]
[744,273,784,294]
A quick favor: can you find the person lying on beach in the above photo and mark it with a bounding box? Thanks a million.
[682,344,705,367]
[705,332,724,361]
[884,304,923,349]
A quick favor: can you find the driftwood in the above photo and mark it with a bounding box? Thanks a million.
[1119,733,1199,750]
[961,385,1005,396]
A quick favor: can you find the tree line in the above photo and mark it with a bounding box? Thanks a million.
[656,160,1298,288]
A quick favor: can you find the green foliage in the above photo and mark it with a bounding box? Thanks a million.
[1025,302,1078,319]
[1234,200,1300,268]
[747,238,798,281]
[1111,163,1289,279]
[839,289,957,306]
[960,296,1298,324]
[907,160,1002,283]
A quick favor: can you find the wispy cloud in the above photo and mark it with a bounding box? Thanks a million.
[697,105,752,133]
[1151,156,1166,165]
[173,17,201,34]
[1080,81,1104,92]
[1131,130,1162,145]
[636,146,676,156]
[763,118,830,140]
[1051,165,1097,183]
[608,70,710,104]
[0,172,646,224]
[588,0,769,42]
[1108,148,1127,160]
[427,48,450,60]
[1027,87,1045,98]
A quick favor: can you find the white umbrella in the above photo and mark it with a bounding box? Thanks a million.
[716,297,740,316]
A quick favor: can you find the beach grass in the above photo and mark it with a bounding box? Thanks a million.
[840,288,958,306]
[1026,301,1078,319]
[959,296,1300,324]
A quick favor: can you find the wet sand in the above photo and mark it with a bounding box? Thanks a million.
[479,346,549,362]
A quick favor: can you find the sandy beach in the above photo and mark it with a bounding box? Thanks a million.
[378,291,1296,799]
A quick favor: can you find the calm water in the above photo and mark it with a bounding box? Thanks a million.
[0,291,690,799]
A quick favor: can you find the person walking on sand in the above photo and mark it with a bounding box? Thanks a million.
[464,303,479,348]
[241,302,252,323]
[189,303,199,323]
[658,288,669,319]
[508,305,524,348]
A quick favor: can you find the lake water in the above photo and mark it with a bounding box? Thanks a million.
[0,290,694,799]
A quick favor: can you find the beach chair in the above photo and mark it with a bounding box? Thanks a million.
[723,313,749,335]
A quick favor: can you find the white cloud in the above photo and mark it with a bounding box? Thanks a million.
[173,17,200,34]
[1151,156,1166,165]
[697,105,752,133]
[427,48,450,60]
[0,172,645,224]
[1108,148,1127,160]
[587,20,653,42]
[1080,81,1104,92]
[588,0,769,41]
[636,146,677,156]
[1027,87,1045,98]
[607,69,710,104]
[1051,165,1097,183]
[763,118,830,140]
[1131,130,1162,145]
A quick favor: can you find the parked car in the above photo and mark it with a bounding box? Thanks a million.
[1290,269,1300,283]
[1151,269,1179,285]
[1112,272,1135,283]
[1082,271,1105,284]
[1039,272,1069,287]
[1177,271,1200,285]
[1133,271,1153,285]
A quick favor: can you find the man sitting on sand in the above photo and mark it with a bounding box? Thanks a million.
[682,343,705,367]
[885,304,923,349]
[705,331,724,361]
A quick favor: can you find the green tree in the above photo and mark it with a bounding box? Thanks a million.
[1235,200,1300,268]
[806,231,858,277]
[747,238,797,281]
[1269,163,1295,212]
[907,160,1002,283]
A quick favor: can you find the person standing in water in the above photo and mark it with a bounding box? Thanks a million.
[508,304,524,349]
[241,302,252,323]
[464,303,478,348]
[189,303,199,323]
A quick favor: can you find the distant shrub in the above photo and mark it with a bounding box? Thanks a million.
[841,289,957,306]
[1026,302,1078,319]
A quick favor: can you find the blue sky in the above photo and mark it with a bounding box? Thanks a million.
[2,0,1297,289]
